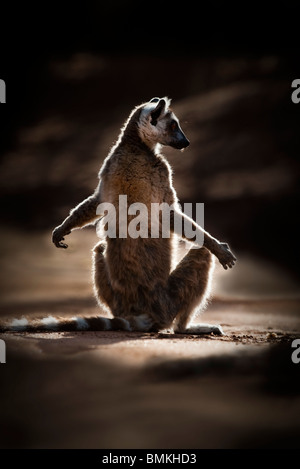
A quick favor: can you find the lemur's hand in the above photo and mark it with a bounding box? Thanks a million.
[52,225,71,249]
[212,241,236,270]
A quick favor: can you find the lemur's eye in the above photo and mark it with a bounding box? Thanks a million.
[170,121,178,131]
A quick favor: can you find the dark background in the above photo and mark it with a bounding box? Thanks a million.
[0,1,299,275]
[1,2,300,451]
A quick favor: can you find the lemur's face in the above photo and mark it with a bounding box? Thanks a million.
[138,97,190,150]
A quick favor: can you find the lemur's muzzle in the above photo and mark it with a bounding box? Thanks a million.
[172,135,190,150]
[179,136,190,149]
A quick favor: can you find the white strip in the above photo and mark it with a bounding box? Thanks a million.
[41,315,59,330]
[72,317,90,330]
[11,318,28,331]
[100,317,111,331]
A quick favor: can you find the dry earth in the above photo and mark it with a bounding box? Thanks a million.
[0,229,299,449]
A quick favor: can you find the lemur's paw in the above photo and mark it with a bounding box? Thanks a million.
[214,242,236,270]
[52,226,70,249]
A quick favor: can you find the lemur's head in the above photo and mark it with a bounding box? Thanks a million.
[138,97,190,150]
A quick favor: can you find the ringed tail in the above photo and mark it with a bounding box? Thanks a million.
[0,315,132,333]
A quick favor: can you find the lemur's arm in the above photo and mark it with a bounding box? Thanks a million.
[170,209,236,270]
[52,182,102,249]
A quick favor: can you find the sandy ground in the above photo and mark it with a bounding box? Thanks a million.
[0,229,299,449]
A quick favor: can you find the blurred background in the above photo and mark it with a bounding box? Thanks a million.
[0,2,300,329]
[1,0,300,450]
[1,1,299,283]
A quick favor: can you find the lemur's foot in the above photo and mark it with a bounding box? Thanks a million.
[175,324,224,335]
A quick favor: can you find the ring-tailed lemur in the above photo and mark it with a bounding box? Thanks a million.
[1,97,236,334]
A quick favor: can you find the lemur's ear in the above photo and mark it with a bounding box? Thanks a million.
[150,99,166,126]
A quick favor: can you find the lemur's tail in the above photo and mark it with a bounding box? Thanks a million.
[0,315,133,333]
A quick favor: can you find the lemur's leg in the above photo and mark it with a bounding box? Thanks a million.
[93,242,114,309]
[165,246,223,335]
[93,242,155,332]
[52,189,101,248]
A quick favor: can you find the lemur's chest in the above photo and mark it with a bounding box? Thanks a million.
[104,154,175,205]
